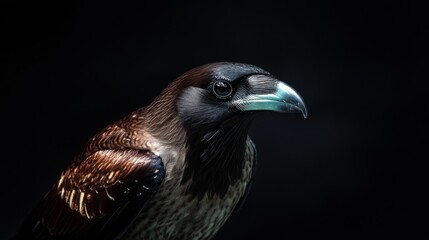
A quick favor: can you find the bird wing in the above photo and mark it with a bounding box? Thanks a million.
[17,148,165,240]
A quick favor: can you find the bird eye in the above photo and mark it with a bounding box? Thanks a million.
[212,80,233,99]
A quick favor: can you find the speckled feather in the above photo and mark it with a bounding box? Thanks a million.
[124,139,255,240]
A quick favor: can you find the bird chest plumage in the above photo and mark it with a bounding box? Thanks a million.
[124,140,255,239]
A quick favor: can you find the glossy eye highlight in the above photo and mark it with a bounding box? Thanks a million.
[212,80,233,99]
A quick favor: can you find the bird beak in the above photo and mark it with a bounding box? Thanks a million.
[232,75,308,118]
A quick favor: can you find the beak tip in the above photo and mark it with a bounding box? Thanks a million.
[299,104,308,119]
[293,96,307,119]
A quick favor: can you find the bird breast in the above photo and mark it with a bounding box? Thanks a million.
[123,143,254,240]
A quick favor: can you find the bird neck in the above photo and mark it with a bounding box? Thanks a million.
[182,115,254,199]
[143,84,187,144]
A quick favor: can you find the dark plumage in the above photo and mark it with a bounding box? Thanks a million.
[13,62,307,240]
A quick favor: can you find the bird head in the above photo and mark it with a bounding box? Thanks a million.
[145,62,307,139]
[173,62,307,130]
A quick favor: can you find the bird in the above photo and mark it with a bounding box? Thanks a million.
[13,62,307,240]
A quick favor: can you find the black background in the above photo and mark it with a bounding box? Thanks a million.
[1,1,425,239]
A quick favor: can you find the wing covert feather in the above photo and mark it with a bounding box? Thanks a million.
[16,149,164,240]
